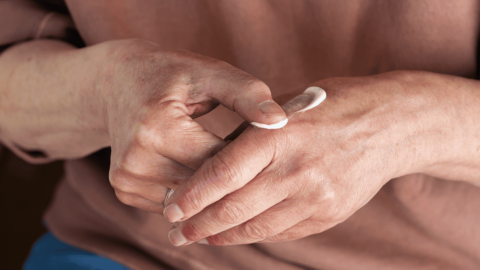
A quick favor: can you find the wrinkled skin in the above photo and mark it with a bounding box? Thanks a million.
[102,40,288,213]
[164,71,480,245]
[0,38,287,214]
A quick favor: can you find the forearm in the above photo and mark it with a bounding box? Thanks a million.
[409,71,480,184]
[0,39,108,162]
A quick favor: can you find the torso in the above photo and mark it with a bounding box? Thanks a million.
[64,0,479,135]
[41,2,480,269]
[67,0,479,83]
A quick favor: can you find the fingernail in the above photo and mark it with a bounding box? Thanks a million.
[168,228,187,246]
[163,203,184,223]
[258,100,284,116]
[197,238,209,245]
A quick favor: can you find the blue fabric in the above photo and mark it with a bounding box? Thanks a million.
[24,232,129,270]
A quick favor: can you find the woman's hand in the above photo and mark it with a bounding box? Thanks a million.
[101,39,287,214]
[0,38,286,215]
[163,71,480,246]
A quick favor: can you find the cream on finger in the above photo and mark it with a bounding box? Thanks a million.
[251,86,326,129]
[250,118,289,129]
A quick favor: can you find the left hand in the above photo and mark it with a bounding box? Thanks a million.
[163,71,459,246]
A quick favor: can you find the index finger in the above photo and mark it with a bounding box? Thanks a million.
[163,128,275,223]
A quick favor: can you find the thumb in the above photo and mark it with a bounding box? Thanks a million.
[204,71,288,129]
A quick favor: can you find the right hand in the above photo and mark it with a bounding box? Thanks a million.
[100,39,286,214]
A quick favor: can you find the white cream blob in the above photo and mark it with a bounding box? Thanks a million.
[250,118,289,129]
[295,86,327,113]
[251,86,326,129]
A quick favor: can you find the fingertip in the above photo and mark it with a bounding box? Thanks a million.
[281,86,327,115]
[258,100,287,122]
[168,227,188,246]
[258,100,285,116]
[197,238,210,245]
[296,87,327,113]
[246,100,287,129]
[164,203,185,223]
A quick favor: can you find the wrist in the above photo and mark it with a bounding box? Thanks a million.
[409,73,480,181]
[91,39,151,144]
[382,71,480,180]
[0,40,112,160]
[373,71,446,178]
[71,43,112,148]
[313,71,452,181]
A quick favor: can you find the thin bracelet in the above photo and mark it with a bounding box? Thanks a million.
[34,12,55,39]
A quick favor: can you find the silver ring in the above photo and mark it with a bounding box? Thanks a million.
[163,188,174,207]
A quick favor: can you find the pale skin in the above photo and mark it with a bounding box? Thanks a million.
[1,38,480,248]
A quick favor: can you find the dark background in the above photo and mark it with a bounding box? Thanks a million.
[0,146,63,269]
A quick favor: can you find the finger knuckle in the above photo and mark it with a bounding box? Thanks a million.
[205,153,241,190]
[109,170,136,193]
[315,190,336,208]
[181,186,204,212]
[245,79,269,93]
[214,200,247,226]
[305,179,345,221]
[208,154,230,184]
[181,223,209,241]
[116,151,154,179]
[134,123,163,150]
[241,221,271,240]
[324,204,345,223]
[207,234,229,246]
[115,190,135,206]
[266,231,300,242]
[313,193,345,223]
[116,157,141,178]
[265,234,286,242]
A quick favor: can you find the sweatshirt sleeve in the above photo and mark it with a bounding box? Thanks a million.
[0,0,83,51]
[0,0,83,163]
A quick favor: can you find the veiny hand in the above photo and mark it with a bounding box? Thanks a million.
[101,39,287,214]
[164,71,451,246]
